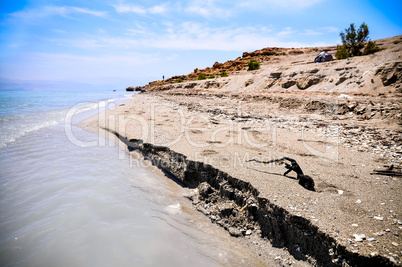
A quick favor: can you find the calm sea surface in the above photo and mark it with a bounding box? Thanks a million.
[0,89,264,266]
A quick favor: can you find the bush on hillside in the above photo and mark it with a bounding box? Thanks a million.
[220,70,229,77]
[198,73,207,80]
[247,60,260,71]
[335,45,349,60]
[363,40,380,55]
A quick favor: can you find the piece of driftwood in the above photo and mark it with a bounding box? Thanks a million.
[247,157,315,191]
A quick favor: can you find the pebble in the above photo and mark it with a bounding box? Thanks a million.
[370,252,379,257]
[374,216,383,221]
[367,238,377,242]
[355,199,362,204]
[392,242,398,247]
[353,234,366,242]
[338,190,344,195]
[245,230,252,236]
[352,224,359,227]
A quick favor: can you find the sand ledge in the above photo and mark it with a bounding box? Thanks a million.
[100,124,394,266]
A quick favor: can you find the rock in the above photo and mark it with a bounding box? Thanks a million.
[338,190,344,195]
[281,80,296,88]
[367,238,377,242]
[228,227,242,237]
[374,216,384,221]
[375,62,402,86]
[270,72,282,79]
[245,78,254,87]
[218,202,234,217]
[352,224,359,227]
[198,182,212,198]
[392,242,399,247]
[374,231,385,236]
[245,230,252,236]
[370,252,379,257]
[336,76,348,85]
[355,199,362,204]
[353,233,366,242]
[296,77,322,89]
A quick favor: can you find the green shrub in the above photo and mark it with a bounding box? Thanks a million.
[220,70,229,77]
[198,73,206,80]
[335,45,349,60]
[208,74,215,79]
[248,60,260,71]
[337,22,380,58]
[363,40,380,55]
[175,78,183,83]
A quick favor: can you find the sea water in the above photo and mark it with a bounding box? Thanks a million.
[0,89,264,266]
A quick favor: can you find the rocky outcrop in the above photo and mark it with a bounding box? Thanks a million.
[126,86,146,92]
[376,62,402,87]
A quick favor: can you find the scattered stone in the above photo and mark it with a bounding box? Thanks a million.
[352,224,359,227]
[370,252,379,257]
[392,242,398,247]
[355,199,362,204]
[374,216,384,221]
[353,234,366,242]
[228,227,242,237]
[374,231,385,236]
[338,190,344,195]
[245,230,252,236]
[367,238,377,242]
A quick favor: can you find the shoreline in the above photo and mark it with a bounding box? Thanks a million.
[81,36,401,265]
[81,90,400,266]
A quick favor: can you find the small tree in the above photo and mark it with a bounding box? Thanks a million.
[337,22,379,59]
[220,70,229,77]
[340,22,369,56]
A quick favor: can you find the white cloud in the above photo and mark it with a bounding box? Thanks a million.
[113,3,168,15]
[59,22,314,52]
[149,4,169,14]
[10,6,107,19]
[184,0,233,18]
[277,27,296,36]
[113,4,146,14]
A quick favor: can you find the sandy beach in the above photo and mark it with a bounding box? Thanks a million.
[81,36,401,266]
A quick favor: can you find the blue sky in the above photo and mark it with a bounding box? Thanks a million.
[0,0,401,89]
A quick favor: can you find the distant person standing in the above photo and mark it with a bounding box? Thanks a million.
[163,75,165,81]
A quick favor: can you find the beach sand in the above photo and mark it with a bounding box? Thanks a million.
[81,36,401,266]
